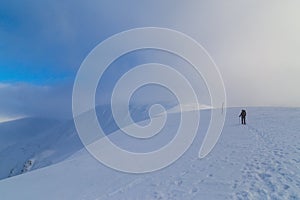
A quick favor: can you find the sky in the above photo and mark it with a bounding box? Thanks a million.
[0,0,299,119]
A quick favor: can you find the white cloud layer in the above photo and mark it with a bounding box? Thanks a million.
[0,82,72,119]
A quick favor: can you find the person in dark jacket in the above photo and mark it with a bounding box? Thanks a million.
[239,109,246,125]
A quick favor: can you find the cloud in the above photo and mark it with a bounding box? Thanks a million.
[0,0,299,111]
[0,83,10,89]
[166,0,300,107]
[0,82,72,119]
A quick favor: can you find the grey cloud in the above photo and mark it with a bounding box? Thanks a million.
[0,82,72,119]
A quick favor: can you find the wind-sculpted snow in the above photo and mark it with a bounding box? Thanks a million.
[0,103,176,179]
[0,107,299,200]
[0,118,62,179]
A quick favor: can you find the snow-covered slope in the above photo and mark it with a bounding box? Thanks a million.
[0,118,65,179]
[0,107,299,199]
[0,103,175,180]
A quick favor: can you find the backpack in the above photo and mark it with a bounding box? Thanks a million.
[241,110,246,116]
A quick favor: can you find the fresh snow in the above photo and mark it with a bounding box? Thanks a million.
[0,107,299,200]
[166,103,212,113]
[0,115,26,123]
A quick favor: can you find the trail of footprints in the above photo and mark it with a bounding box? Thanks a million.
[102,124,300,200]
[233,126,300,200]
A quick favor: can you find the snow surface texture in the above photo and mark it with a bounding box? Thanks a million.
[0,107,299,200]
[0,104,161,180]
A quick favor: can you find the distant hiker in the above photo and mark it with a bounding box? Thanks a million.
[239,109,246,125]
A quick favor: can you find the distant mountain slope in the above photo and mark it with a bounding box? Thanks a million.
[0,118,59,151]
[0,118,73,179]
[0,103,177,180]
